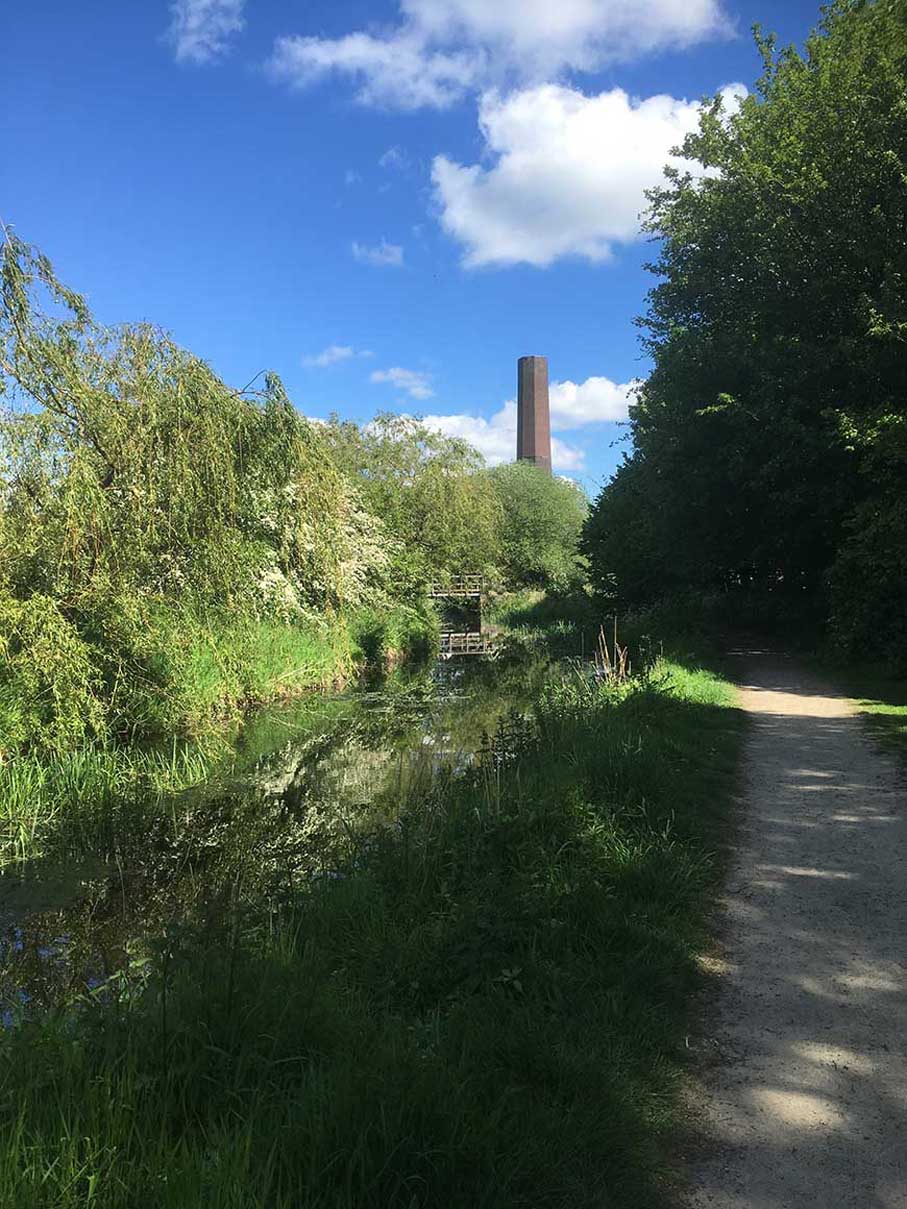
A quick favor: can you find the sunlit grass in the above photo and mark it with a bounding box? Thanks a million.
[487,588,602,658]
[0,743,217,869]
[853,689,907,754]
[813,660,907,758]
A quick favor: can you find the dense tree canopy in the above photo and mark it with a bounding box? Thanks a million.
[320,418,591,594]
[320,412,502,592]
[487,462,588,590]
[584,0,907,659]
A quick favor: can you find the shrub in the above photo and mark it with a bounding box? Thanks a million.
[828,492,907,669]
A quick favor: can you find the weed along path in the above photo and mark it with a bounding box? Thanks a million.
[687,652,907,1208]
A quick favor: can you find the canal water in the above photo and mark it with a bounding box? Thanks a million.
[0,654,552,1021]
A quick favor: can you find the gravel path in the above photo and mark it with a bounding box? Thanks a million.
[686,651,907,1208]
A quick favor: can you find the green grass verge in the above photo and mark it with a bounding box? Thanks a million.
[0,605,356,758]
[808,653,907,758]
[348,602,440,665]
[130,615,355,731]
[857,694,907,753]
[832,666,907,758]
[486,590,722,675]
[486,588,603,658]
[0,657,743,1208]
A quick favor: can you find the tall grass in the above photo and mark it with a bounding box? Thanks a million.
[118,608,439,735]
[0,743,218,868]
[0,658,743,1208]
[105,613,358,738]
[348,603,440,666]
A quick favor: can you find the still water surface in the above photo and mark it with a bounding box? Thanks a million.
[0,656,551,1019]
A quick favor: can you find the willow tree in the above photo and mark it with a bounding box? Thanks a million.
[0,233,389,749]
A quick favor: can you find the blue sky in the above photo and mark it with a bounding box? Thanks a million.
[4,0,821,494]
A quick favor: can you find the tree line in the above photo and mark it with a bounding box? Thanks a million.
[584,0,907,664]
[0,236,587,755]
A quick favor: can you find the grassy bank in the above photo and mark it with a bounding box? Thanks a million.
[1,600,438,763]
[0,656,743,1208]
[115,612,356,734]
[820,664,907,760]
[0,603,438,868]
[487,589,721,674]
[487,588,602,658]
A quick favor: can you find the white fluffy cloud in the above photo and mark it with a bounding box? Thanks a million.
[372,367,435,400]
[423,402,586,472]
[269,32,477,110]
[433,83,746,267]
[407,0,730,74]
[351,239,404,267]
[303,345,373,369]
[550,376,638,426]
[166,0,245,64]
[267,0,731,110]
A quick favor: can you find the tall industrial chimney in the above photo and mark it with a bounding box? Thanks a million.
[517,356,552,473]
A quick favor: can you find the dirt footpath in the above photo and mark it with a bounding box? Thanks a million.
[686,652,907,1208]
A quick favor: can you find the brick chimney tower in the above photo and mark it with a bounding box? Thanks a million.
[517,355,552,473]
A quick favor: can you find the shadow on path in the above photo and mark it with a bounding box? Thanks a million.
[686,651,907,1208]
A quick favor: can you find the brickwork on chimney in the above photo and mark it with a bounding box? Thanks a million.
[517,356,552,473]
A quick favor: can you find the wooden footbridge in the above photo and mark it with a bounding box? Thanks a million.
[439,631,498,658]
[428,575,484,600]
[430,577,498,657]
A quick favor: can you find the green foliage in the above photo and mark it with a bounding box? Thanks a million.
[828,492,907,668]
[349,601,440,664]
[487,461,588,590]
[827,414,907,665]
[34,593,350,739]
[0,233,385,618]
[0,657,743,1208]
[583,454,689,608]
[0,232,591,754]
[0,740,217,867]
[585,0,907,656]
[0,588,107,756]
[0,234,393,750]
[321,412,503,592]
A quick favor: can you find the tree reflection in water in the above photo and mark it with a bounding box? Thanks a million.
[0,655,551,1021]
